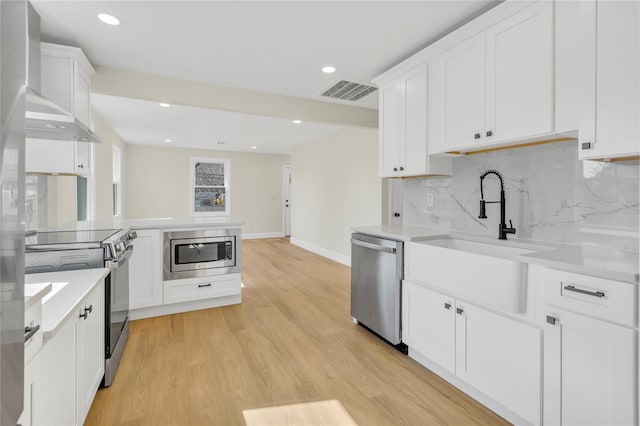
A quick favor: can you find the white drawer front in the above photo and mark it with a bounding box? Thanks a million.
[24,302,43,363]
[544,268,636,326]
[164,273,241,305]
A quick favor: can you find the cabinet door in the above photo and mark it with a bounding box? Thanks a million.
[580,0,640,160]
[77,282,104,425]
[485,1,553,143]
[544,309,637,426]
[18,349,44,426]
[402,63,428,176]
[129,229,163,309]
[42,315,77,426]
[455,303,541,424]
[74,141,91,176]
[41,52,74,115]
[402,282,455,374]
[434,33,485,152]
[379,81,402,177]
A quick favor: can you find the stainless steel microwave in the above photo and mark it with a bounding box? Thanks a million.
[163,228,241,280]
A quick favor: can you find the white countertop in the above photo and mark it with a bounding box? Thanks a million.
[25,268,110,342]
[352,224,639,284]
[519,246,639,284]
[351,225,449,242]
[25,282,52,309]
[123,217,243,230]
[34,217,242,232]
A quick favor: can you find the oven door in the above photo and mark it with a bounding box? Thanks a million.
[170,237,235,273]
[105,246,132,358]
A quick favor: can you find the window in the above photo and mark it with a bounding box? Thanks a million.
[113,146,121,217]
[190,157,230,216]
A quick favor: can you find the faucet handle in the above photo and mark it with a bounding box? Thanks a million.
[506,220,517,234]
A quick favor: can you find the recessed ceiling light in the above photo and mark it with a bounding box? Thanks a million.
[164,139,172,143]
[322,66,336,74]
[251,146,257,150]
[292,119,302,124]
[159,102,171,108]
[97,13,120,26]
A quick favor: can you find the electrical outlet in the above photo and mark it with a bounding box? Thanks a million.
[426,192,435,208]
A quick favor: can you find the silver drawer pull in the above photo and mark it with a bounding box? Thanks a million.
[198,283,212,288]
[563,284,605,298]
[24,325,40,342]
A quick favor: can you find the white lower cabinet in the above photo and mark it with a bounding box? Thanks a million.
[19,347,44,426]
[164,273,241,305]
[542,268,638,425]
[42,279,104,426]
[402,281,541,424]
[129,229,162,309]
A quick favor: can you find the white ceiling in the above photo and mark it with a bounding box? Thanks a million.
[92,94,343,154]
[31,0,497,154]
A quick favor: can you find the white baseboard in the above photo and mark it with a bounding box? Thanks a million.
[242,232,285,240]
[290,237,351,266]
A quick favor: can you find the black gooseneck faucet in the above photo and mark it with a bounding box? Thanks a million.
[478,169,516,240]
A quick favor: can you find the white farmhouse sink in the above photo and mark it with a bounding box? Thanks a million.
[405,237,552,313]
[41,282,69,303]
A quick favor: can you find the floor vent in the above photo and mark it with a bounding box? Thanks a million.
[320,80,378,102]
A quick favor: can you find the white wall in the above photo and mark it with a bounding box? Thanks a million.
[93,111,126,222]
[290,127,381,264]
[123,144,290,236]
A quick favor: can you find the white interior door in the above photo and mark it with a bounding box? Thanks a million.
[283,166,292,236]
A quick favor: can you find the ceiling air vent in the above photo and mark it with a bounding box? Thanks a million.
[320,80,378,102]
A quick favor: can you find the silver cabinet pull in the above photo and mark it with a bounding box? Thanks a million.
[444,302,452,310]
[563,284,605,298]
[24,325,40,342]
[198,283,212,288]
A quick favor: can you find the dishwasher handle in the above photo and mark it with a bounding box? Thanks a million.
[351,239,397,254]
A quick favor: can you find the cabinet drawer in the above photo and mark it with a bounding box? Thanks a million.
[544,268,636,326]
[164,273,241,305]
[25,302,43,364]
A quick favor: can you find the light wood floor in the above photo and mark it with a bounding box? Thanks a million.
[85,238,509,426]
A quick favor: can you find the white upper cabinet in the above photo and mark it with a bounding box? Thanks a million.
[431,1,553,154]
[375,62,452,178]
[26,43,95,177]
[579,0,640,160]
[41,42,95,128]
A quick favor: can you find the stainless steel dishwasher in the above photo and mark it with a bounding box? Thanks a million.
[350,232,406,353]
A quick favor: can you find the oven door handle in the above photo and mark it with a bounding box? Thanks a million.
[110,246,134,268]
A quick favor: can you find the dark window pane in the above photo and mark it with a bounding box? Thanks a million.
[77,177,87,221]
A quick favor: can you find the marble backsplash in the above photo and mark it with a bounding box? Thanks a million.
[402,142,639,252]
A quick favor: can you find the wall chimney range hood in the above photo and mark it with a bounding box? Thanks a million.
[25,3,101,143]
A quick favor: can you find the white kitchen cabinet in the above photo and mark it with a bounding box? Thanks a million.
[129,229,163,309]
[544,309,636,425]
[164,273,241,305]
[376,62,452,178]
[19,349,44,426]
[25,138,91,177]
[402,282,455,374]
[76,282,104,425]
[431,1,553,154]
[541,268,638,425]
[402,280,541,424]
[579,0,640,160]
[455,302,541,424]
[42,279,104,426]
[40,42,94,128]
[42,315,76,426]
[26,42,95,177]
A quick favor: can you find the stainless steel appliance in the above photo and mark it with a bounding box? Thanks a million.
[163,228,241,280]
[25,228,137,386]
[350,233,406,353]
[0,1,27,423]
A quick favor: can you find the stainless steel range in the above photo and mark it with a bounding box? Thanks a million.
[25,228,137,386]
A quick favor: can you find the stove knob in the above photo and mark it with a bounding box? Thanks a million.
[128,231,137,240]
